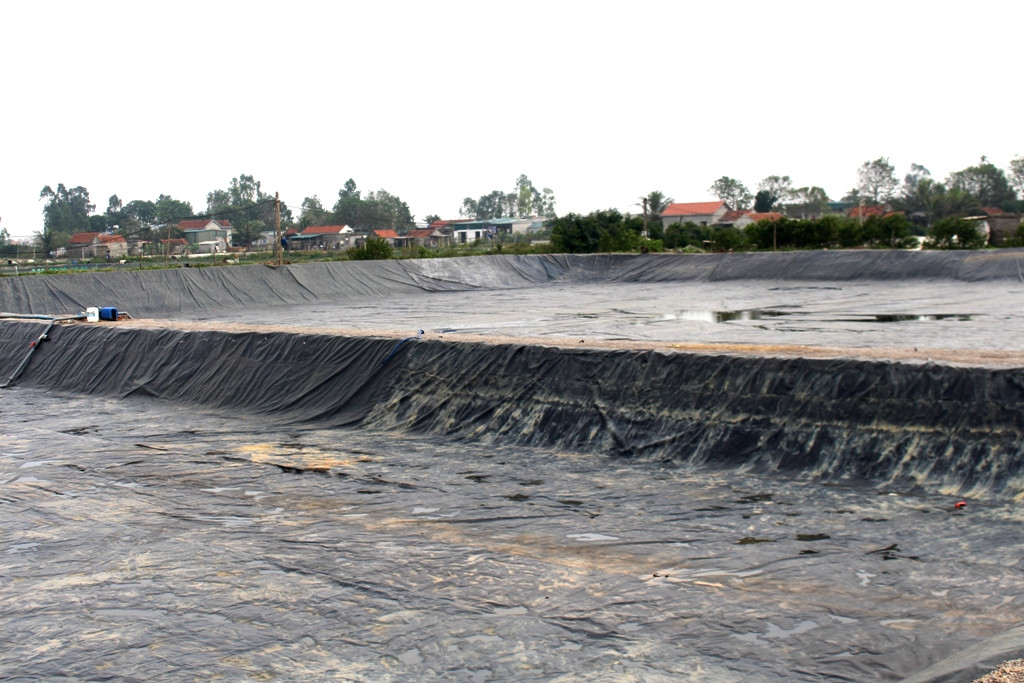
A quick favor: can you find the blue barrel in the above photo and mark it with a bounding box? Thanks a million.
[99,307,118,321]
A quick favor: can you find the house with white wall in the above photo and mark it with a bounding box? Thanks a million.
[180,219,233,254]
[659,201,731,227]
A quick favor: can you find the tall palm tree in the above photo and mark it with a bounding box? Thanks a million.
[639,191,674,237]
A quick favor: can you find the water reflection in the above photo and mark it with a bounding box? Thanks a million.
[669,310,975,324]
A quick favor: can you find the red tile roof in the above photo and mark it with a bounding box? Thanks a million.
[428,219,472,230]
[661,201,726,217]
[720,210,752,223]
[406,229,435,238]
[746,212,783,222]
[981,207,1005,216]
[69,232,100,244]
[847,205,888,218]
[372,229,399,239]
[301,224,351,236]
[97,234,127,244]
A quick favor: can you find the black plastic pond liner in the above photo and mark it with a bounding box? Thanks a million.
[3,321,1023,497]
[3,250,1024,318]
[4,251,1024,681]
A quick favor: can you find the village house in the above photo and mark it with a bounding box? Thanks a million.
[96,234,129,259]
[406,228,452,249]
[289,225,355,251]
[847,204,893,220]
[714,210,752,228]
[160,238,189,256]
[975,207,1023,246]
[733,212,784,229]
[453,225,489,244]
[659,201,731,228]
[179,219,232,254]
[368,229,414,248]
[66,232,130,259]
[67,232,100,259]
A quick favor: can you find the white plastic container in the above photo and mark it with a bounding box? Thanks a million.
[86,307,99,323]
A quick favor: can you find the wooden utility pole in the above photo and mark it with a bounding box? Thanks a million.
[275,192,282,265]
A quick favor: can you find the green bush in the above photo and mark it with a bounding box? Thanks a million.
[928,218,986,249]
[710,226,748,252]
[347,237,394,260]
[663,221,711,249]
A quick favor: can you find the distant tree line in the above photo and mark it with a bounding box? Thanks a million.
[297,178,413,236]
[30,169,566,255]
[35,184,195,255]
[550,209,993,254]
[459,174,557,220]
[31,173,424,252]
[26,154,1024,257]
[708,155,1024,225]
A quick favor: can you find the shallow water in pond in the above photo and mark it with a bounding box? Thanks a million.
[190,280,1024,350]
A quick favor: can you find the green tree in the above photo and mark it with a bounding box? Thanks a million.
[709,177,752,210]
[459,197,479,219]
[753,190,774,212]
[299,195,330,228]
[37,184,94,253]
[348,236,393,260]
[663,221,711,249]
[512,174,556,217]
[710,226,747,252]
[515,174,535,217]
[233,220,265,248]
[862,213,915,249]
[476,190,510,220]
[639,190,673,238]
[537,187,557,217]
[154,195,193,224]
[461,176,557,220]
[334,179,364,226]
[362,189,414,231]
[331,180,414,231]
[929,217,985,249]
[548,210,630,253]
[208,174,288,235]
[896,164,943,225]
[856,157,899,204]
[423,214,441,226]
[788,186,830,219]
[755,175,794,211]
[933,186,982,219]
[598,215,644,252]
[1009,155,1024,201]
[101,194,125,231]
[947,160,1017,210]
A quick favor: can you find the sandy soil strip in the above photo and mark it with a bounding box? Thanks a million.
[108,318,1024,369]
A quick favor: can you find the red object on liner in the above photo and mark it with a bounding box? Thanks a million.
[954,501,967,510]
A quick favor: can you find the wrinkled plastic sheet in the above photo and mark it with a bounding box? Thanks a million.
[4,252,1024,681]
[3,250,1024,319]
[4,391,1024,682]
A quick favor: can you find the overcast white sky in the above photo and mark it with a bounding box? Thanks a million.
[1,0,1021,240]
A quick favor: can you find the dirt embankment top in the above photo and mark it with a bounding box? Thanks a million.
[116,318,1024,369]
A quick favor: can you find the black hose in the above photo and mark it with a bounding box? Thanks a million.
[379,330,425,367]
[1,313,86,388]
